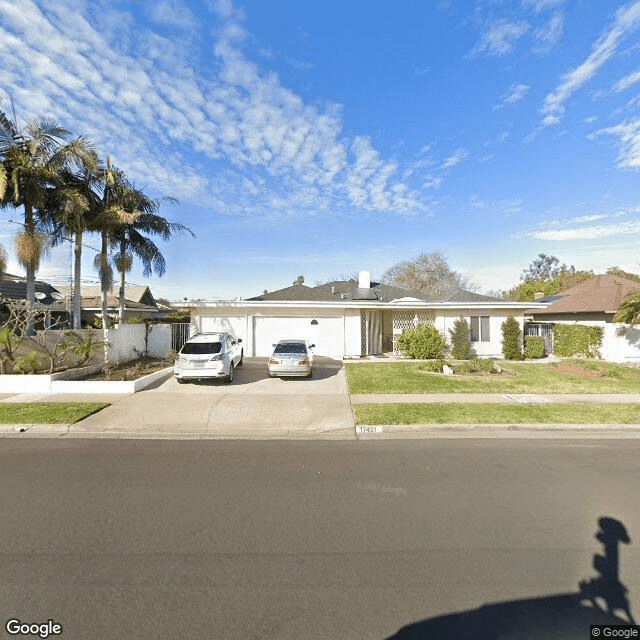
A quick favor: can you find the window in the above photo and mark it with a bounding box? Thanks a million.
[470,316,490,342]
[181,342,222,355]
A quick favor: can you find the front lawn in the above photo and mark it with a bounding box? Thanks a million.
[354,403,640,425]
[0,403,109,424]
[345,360,640,394]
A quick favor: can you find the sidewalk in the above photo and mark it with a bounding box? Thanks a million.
[1,387,640,440]
[350,392,640,404]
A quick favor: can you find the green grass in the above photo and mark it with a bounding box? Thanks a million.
[0,403,109,424]
[354,403,640,425]
[345,360,640,394]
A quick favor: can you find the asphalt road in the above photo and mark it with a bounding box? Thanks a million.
[1,439,639,639]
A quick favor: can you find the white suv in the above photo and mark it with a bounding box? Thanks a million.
[174,332,243,383]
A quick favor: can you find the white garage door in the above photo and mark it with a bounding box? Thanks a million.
[199,316,248,345]
[253,316,344,357]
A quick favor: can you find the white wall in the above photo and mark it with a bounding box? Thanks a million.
[435,310,521,359]
[107,324,171,362]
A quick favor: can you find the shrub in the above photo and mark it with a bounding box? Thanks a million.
[419,359,446,373]
[501,316,523,360]
[397,324,448,359]
[14,352,41,374]
[449,317,471,360]
[523,335,545,359]
[455,357,501,374]
[553,324,602,358]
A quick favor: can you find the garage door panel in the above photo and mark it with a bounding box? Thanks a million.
[253,316,343,357]
[199,316,247,345]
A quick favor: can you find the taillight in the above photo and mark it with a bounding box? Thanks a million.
[269,358,279,365]
[298,358,309,365]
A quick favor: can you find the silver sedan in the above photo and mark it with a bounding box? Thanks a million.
[268,339,315,378]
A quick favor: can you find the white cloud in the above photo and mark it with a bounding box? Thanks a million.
[614,68,640,92]
[593,119,640,168]
[441,148,469,169]
[530,220,640,240]
[522,0,565,13]
[533,11,564,54]
[470,19,530,57]
[494,83,530,109]
[148,0,199,30]
[541,0,640,126]
[0,0,425,218]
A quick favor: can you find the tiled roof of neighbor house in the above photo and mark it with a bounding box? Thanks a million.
[529,274,640,315]
[0,273,63,305]
[56,284,155,305]
[79,297,158,312]
[248,279,502,303]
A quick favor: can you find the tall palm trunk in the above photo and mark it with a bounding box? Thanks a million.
[99,231,110,363]
[24,204,36,306]
[118,239,127,325]
[73,230,83,329]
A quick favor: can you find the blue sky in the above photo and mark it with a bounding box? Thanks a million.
[2,0,640,300]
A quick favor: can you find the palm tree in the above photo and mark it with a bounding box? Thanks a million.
[112,205,192,324]
[0,109,94,309]
[49,150,101,329]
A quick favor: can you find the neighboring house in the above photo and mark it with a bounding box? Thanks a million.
[185,272,546,358]
[0,273,69,327]
[526,273,640,362]
[56,284,160,325]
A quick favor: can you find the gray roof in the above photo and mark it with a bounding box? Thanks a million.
[248,278,500,303]
[0,273,62,305]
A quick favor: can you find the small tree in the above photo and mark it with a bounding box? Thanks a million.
[501,316,522,360]
[396,323,448,359]
[449,317,471,360]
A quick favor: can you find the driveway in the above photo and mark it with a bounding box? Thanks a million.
[72,357,355,439]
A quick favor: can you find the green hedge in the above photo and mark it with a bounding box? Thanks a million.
[501,316,523,360]
[524,336,545,359]
[397,324,448,359]
[449,317,471,360]
[553,324,602,358]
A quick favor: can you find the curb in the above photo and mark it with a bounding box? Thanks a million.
[0,424,71,435]
[355,423,640,439]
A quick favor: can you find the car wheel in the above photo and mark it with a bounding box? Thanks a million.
[238,349,243,366]
[177,377,186,384]
[226,363,234,383]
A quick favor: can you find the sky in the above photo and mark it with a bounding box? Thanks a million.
[2,0,640,301]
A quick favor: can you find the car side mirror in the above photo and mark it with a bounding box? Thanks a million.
[237,338,242,343]
[309,344,315,348]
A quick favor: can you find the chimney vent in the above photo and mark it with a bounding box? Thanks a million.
[358,270,371,289]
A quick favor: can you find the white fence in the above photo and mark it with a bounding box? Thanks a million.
[107,323,172,363]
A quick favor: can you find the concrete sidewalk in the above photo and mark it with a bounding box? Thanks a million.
[350,392,640,404]
[1,377,640,440]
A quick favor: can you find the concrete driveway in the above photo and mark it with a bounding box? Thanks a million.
[72,357,355,439]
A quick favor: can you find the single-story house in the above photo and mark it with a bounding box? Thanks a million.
[0,273,69,327]
[56,284,161,325]
[184,272,547,359]
[526,273,640,363]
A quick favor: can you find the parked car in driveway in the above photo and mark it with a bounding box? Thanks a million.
[268,339,314,378]
[174,332,243,383]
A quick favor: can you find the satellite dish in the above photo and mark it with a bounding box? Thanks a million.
[34,292,46,300]
[51,292,64,301]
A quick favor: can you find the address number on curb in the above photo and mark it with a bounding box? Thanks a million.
[357,426,383,434]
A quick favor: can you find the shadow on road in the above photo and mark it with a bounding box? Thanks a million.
[387,517,635,640]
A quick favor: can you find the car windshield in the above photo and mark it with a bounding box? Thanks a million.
[181,342,222,355]
[274,343,307,354]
